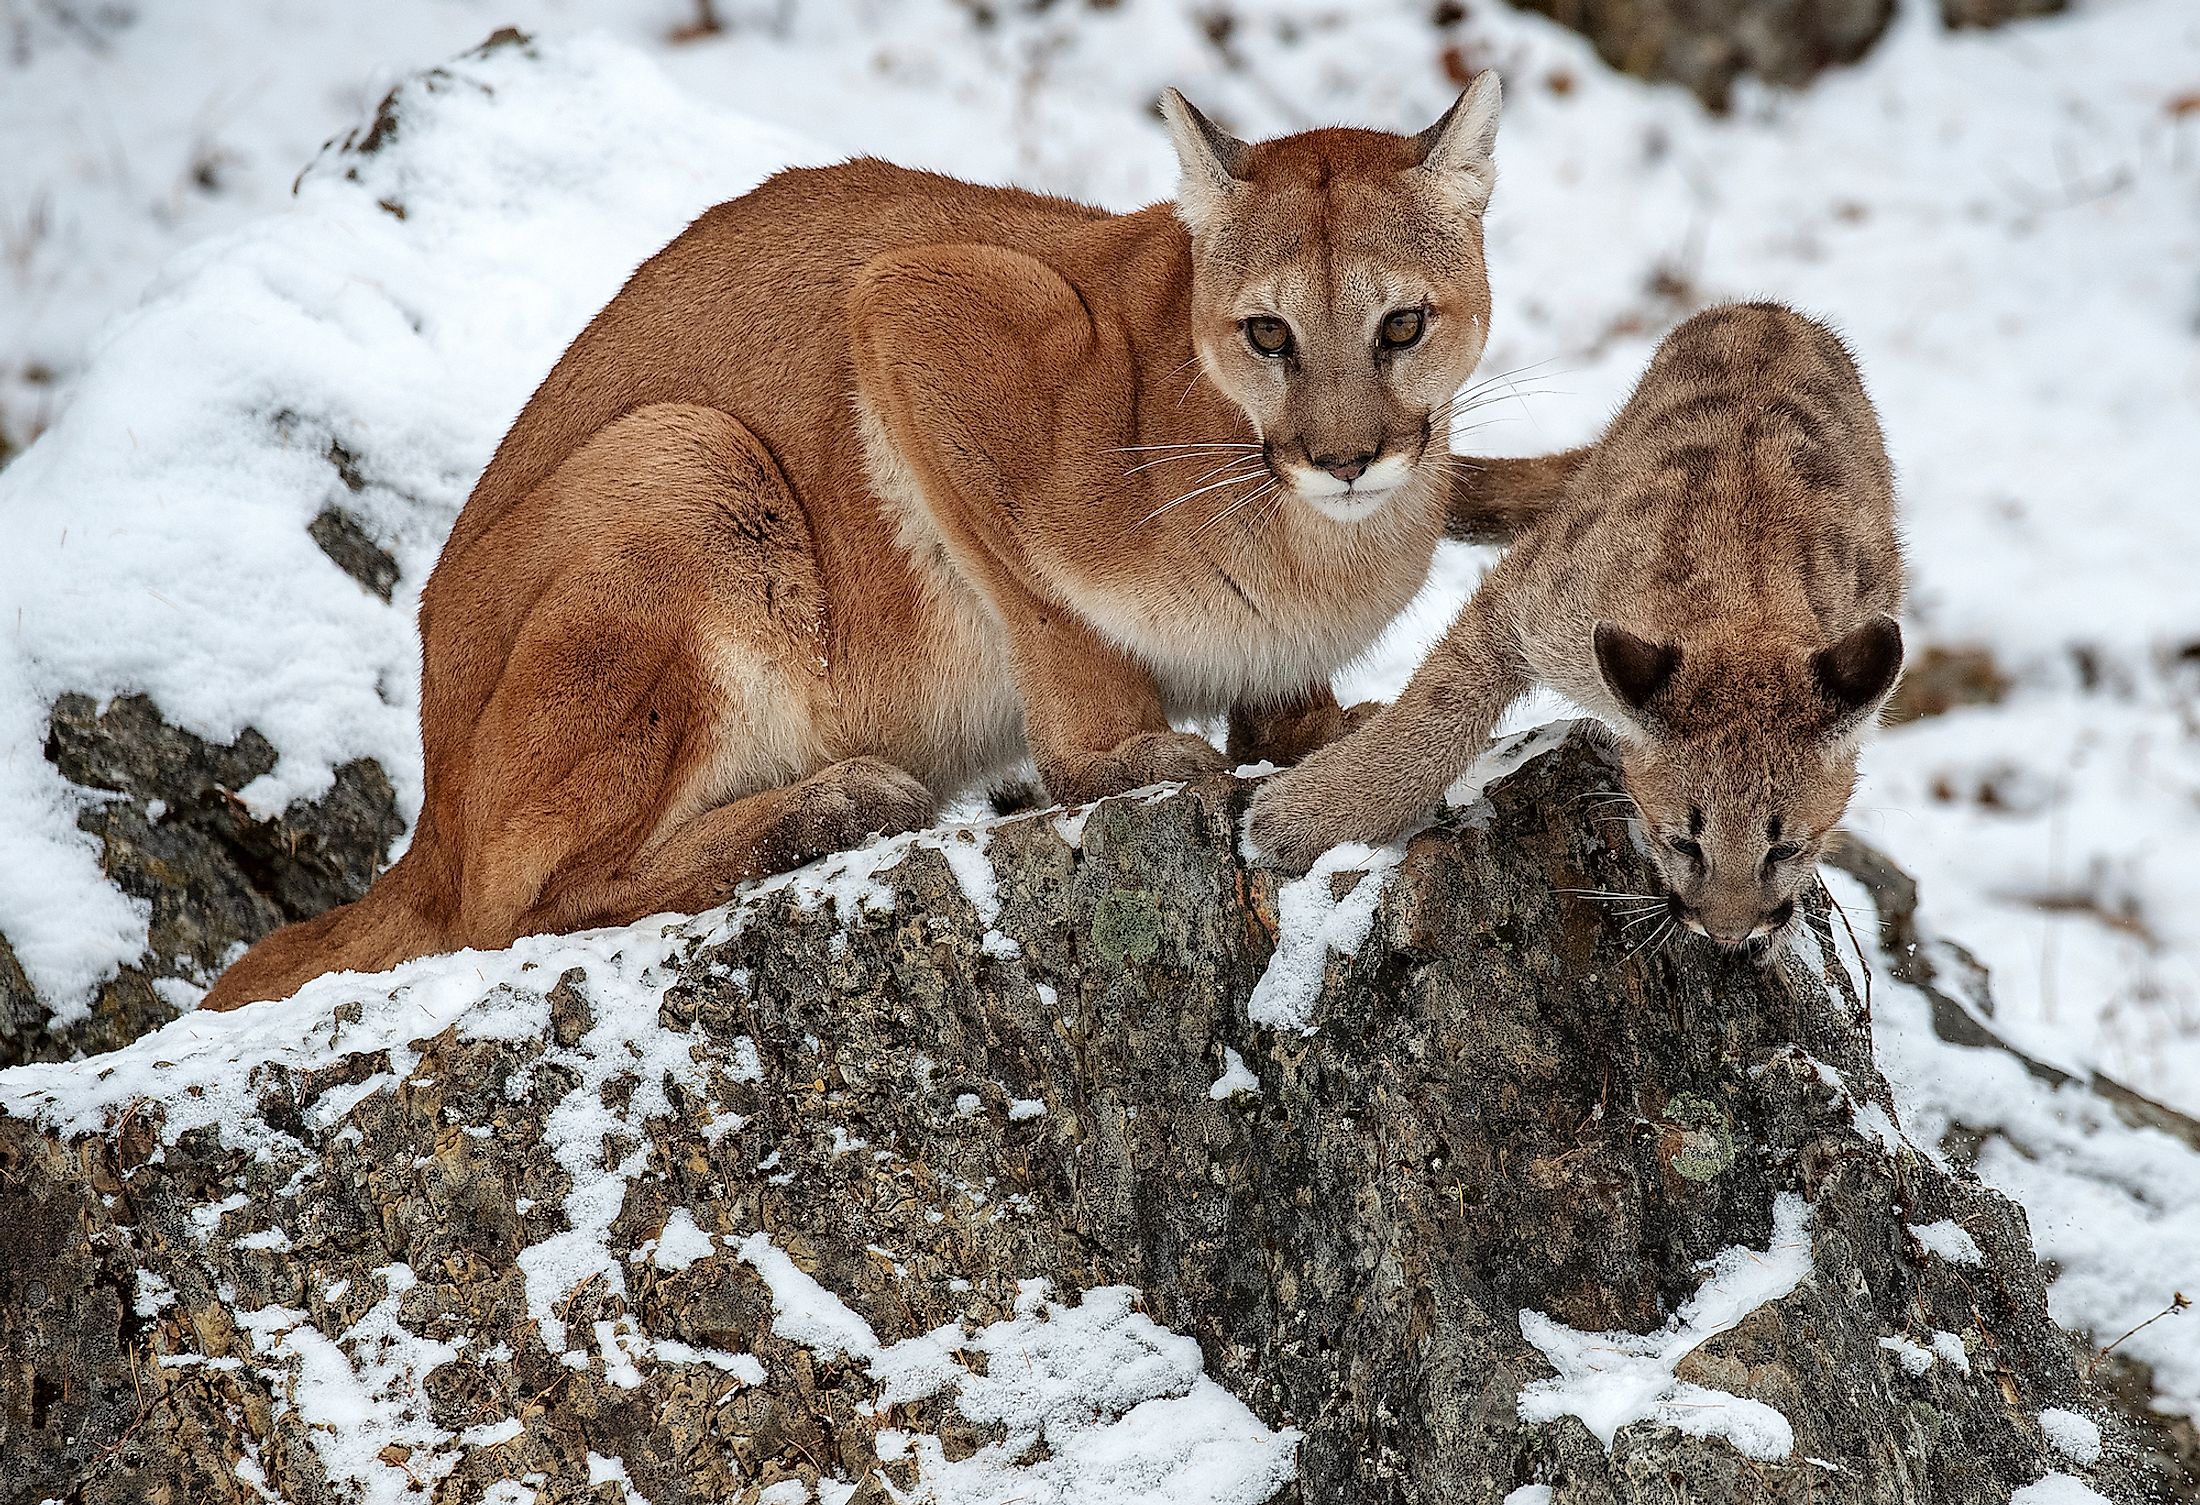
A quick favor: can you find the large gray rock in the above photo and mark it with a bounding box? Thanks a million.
[0,728,2145,1502]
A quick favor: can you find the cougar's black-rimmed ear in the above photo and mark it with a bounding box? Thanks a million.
[1158,88,1248,232]
[1411,70,1501,213]
[1812,614,1904,726]
[1595,622,1681,715]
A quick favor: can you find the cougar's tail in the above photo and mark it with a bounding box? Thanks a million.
[1445,446,1593,543]
[199,845,446,1011]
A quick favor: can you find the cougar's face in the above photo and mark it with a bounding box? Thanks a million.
[1619,741,1854,951]
[1161,78,1503,524]
[1195,216,1492,521]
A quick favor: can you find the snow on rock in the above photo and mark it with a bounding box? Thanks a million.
[1209,1046,1260,1101]
[2008,1475,2116,1505]
[1825,867,2200,1423]
[1879,1335,1935,1378]
[1517,1192,1814,1461]
[2037,1408,2103,1470]
[737,1232,886,1362]
[638,1208,715,1272]
[1244,840,1404,1032]
[730,1244,1299,1505]
[1910,1218,1985,1266]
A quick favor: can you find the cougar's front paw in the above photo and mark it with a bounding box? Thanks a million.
[1046,731,1229,805]
[1226,693,1382,768]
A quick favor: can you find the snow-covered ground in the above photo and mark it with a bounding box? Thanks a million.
[3,0,2198,1474]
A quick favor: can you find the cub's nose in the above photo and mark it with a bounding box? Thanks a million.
[1314,451,1376,483]
[1669,894,1754,949]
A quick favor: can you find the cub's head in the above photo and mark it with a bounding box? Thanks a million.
[1593,616,1905,949]
[1160,78,1501,521]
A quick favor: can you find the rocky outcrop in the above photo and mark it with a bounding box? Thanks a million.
[0,693,405,1068]
[0,727,2141,1503]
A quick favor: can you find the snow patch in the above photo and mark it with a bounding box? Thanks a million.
[1209,1047,1259,1101]
[2038,1408,2102,1469]
[1880,1334,1935,1377]
[732,1238,1297,1503]
[1517,1192,1813,1461]
[641,1208,716,1272]
[2009,1476,2115,1505]
[1909,1219,1984,1266]
[1246,841,1405,1032]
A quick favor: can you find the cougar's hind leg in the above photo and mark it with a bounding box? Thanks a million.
[558,756,935,927]
[451,402,932,947]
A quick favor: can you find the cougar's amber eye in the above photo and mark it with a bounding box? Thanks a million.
[1766,840,1806,864]
[1379,307,1426,349]
[1244,316,1293,357]
[1667,835,1703,862]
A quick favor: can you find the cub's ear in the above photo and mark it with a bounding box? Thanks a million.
[1595,622,1681,715]
[1158,88,1247,233]
[1412,70,1502,213]
[1812,614,1904,728]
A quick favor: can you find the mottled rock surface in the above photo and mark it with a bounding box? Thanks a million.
[0,693,405,1068]
[0,728,2144,1502]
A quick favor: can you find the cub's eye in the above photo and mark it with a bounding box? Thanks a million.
[1244,317,1293,357]
[1766,840,1807,863]
[1667,835,1703,862]
[1379,307,1426,349]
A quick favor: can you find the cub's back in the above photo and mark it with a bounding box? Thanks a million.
[1517,302,1902,674]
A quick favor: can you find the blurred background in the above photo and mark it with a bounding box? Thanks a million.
[2,0,2198,1475]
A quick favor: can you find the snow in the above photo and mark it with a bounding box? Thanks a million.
[735,1232,885,1362]
[640,1208,715,1273]
[235,1263,462,1503]
[1245,841,1405,1032]
[1517,1192,1813,1461]
[1502,1490,1554,1505]
[1909,1219,1984,1266]
[1209,1047,1260,1101]
[1880,1334,1935,1378]
[733,1252,1300,1505]
[1930,1329,1973,1376]
[2038,1408,2103,1470]
[1825,867,2200,1420]
[2009,1476,2115,1505]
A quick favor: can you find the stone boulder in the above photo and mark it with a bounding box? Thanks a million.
[0,727,2143,1502]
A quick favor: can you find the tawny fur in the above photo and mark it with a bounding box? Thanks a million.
[205,76,1587,1009]
[1248,301,1907,948]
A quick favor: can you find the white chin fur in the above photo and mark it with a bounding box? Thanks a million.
[1298,486,1398,522]
[1288,453,1416,521]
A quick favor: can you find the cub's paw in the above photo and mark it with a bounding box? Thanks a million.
[1244,761,1392,874]
[1046,731,1230,805]
[762,757,935,869]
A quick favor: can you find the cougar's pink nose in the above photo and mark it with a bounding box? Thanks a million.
[1315,451,1375,483]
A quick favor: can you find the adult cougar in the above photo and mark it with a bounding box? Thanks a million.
[1248,302,1905,949]
[207,75,1581,1008]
